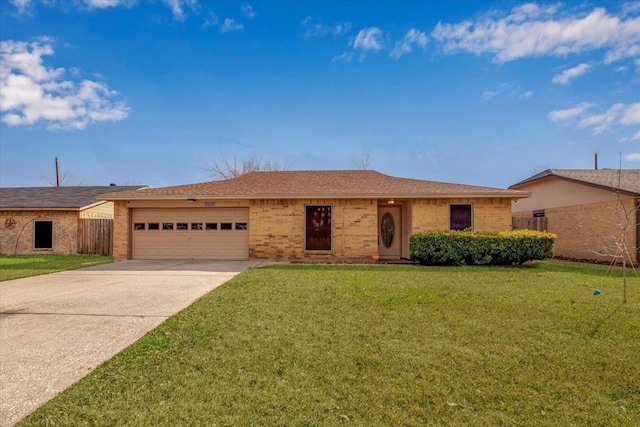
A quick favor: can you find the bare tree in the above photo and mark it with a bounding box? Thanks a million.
[205,149,293,180]
[351,148,373,170]
[577,164,639,304]
[41,157,82,186]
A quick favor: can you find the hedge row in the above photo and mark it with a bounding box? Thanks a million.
[409,230,556,266]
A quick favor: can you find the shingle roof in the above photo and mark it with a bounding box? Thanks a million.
[98,170,528,200]
[0,186,148,210]
[510,169,640,196]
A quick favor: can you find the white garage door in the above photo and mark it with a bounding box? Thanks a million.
[132,208,248,260]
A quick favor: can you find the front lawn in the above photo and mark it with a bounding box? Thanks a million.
[0,255,113,281]
[19,261,640,426]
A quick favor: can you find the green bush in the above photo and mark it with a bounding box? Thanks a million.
[409,230,556,266]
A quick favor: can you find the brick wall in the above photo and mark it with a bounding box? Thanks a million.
[0,211,79,255]
[112,201,131,260]
[411,198,512,232]
[249,198,377,261]
[516,198,638,263]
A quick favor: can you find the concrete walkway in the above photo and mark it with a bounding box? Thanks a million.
[0,260,267,426]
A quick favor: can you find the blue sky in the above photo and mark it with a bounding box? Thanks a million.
[1,0,639,189]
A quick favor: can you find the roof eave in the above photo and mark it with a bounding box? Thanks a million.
[0,207,83,211]
[100,192,530,201]
[511,174,639,197]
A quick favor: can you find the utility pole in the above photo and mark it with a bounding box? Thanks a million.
[55,157,60,187]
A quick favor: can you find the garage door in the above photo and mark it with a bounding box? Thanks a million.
[132,208,249,260]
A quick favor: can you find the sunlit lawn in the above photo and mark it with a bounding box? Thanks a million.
[18,260,640,426]
[0,255,113,281]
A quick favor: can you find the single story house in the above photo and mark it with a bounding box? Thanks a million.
[99,170,529,261]
[510,169,640,264]
[0,186,146,256]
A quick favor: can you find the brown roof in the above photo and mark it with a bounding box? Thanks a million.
[98,170,528,200]
[510,169,640,196]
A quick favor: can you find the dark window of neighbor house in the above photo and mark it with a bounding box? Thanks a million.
[533,210,545,218]
[34,220,53,249]
[450,205,472,231]
[306,205,332,251]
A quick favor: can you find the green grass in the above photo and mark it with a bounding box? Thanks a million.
[0,255,113,281]
[19,261,640,426]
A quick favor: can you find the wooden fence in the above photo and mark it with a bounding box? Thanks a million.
[512,217,547,232]
[78,218,113,255]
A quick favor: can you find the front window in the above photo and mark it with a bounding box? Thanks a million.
[306,205,332,251]
[34,220,53,249]
[450,204,472,231]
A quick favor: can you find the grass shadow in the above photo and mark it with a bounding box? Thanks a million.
[587,303,626,337]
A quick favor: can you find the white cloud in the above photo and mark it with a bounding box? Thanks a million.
[620,102,640,124]
[332,52,354,63]
[220,18,244,33]
[578,103,625,134]
[83,0,125,8]
[202,12,219,28]
[552,63,593,84]
[548,102,595,122]
[549,102,640,134]
[0,38,129,130]
[432,4,640,64]
[482,90,500,100]
[353,27,384,51]
[160,0,197,21]
[390,28,428,59]
[241,3,256,20]
[301,17,351,38]
[520,90,534,100]
[10,0,32,14]
[10,0,195,20]
[624,152,640,161]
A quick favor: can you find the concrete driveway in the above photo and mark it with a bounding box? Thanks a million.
[0,260,268,426]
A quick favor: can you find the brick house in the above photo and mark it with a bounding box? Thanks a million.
[510,169,640,264]
[99,170,528,261]
[0,186,146,255]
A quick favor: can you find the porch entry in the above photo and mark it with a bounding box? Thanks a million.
[378,205,402,259]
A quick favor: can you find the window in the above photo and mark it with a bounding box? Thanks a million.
[191,223,203,230]
[176,223,188,230]
[34,220,53,249]
[205,223,217,230]
[533,210,545,218]
[134,223,145,230]
[235,223,247,230]
[220,223,232,230]
[148,223,160,230]
[450,205,472,231]
[162,223,174,230]
[305,205,331,251]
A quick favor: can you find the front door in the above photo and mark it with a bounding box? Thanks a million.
[378,206,402,259]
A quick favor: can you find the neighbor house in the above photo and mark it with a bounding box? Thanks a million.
[510,169,640,264]
[99,170,528,261]
[0,186,147,256]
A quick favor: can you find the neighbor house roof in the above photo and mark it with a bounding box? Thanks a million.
[0,186,148,210]
[98,170,528,200]
[510,169,640,196]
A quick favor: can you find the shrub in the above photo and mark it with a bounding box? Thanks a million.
[409,230,556,266]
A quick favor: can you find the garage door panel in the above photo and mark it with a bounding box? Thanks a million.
[132,208,249,260]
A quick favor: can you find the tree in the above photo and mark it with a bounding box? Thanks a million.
[351,148,373,170]
[205,149,293,180]
[41,157,82,186]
